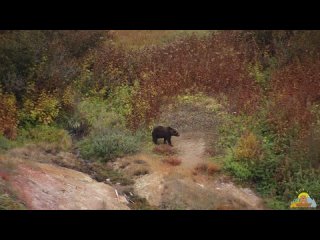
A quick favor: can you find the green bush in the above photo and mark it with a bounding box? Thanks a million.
[0,135,15,151]
[78,128,140,162]
[264,198,287,210]
[17,125,72,150]
[78,97,125,132]
[107,84,137,123]
[224,158,253,181]
[57,109,91,139]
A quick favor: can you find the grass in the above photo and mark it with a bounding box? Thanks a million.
[16,125,72,151]
[111,30,213,49]
[0,135,16,153]
[0,180,26,210]
[0,192,26,210]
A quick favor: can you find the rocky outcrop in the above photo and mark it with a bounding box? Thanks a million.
[9,162,129,210]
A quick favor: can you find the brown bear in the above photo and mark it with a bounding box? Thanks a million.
[152,126,179,146]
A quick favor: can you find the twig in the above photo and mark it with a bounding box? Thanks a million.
[115,189,119,201]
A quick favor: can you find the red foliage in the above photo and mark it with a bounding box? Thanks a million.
[127,31,261,129]
[0,93,17,139]
[268,59,320,135]
[152,144,177,155]
[162,157,182,166]
[0,171,10,181]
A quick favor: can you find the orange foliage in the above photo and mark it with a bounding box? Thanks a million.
[0,92,17,139]
[152,144,177,155]
[193,162,221,175]
[162,157,182,166]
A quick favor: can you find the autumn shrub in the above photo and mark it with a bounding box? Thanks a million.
[305,104,320,168]
[127,31,261,129]
[234,132,263,163]
[0,91,18,139]
[0,31,43,100]
[61,85,77,110]
[268,60,320,129]
[82,43,135,94]
[19,90,60,126]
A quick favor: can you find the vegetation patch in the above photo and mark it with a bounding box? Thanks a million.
[193,162,221,176]
[162,157,182,166]
[0,180,26,210]
[16,125,72,151]
[77,128,140,162]
[152,144,177,156]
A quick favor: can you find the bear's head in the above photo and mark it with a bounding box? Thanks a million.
[168,127,179,137]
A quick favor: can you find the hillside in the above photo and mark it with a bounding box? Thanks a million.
[1,30,320,210]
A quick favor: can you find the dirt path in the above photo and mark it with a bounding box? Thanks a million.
[174,132,208,168]
[114,130,265,209]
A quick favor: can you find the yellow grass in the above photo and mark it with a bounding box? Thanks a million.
[111,30,212,49]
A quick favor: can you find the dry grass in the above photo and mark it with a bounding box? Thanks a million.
[111,30,211,49]
[162,157,182,166]
[152,144,177,156]
[193,162,221,175]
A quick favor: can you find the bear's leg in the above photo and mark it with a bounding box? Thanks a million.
[168,137,173,146]
[164,138,167,144]
[153,136,158,144]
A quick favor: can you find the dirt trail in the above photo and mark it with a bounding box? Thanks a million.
[174,132,208,168]
[115,130,265,209]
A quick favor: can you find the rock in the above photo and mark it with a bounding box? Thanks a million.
[134,172,165,207]
[9,162,130,210]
